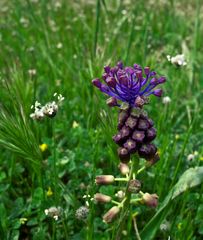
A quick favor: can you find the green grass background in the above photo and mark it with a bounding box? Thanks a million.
[0,0,203,239]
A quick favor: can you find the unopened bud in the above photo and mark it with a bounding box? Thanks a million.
[103,206,120,223]
[142,193,158,208]
[147,152,160,166]
[128,179,141,193]
[106,97,117,107]
[95,175,115,185]
[94,193,112,203]
[119,163,130,175]
[92,78,101,88]
[135,96,145,108]
[118,147,130,163]
[144,66,150,75]
[125,116,138,129]
[115,190,125,199]
[106,77,117,88]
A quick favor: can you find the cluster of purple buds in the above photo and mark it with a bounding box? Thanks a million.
[114,106,159,163]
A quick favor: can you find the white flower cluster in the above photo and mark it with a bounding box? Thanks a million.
[167,54,187,66]
[187,151,198,161]
[30,93,64,120]
[162,96,171,105]
[44,206,61,221]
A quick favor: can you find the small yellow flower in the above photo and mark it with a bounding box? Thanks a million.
[177,222,182,230]
[47,187,53,197]
[19,218,28,224]
[175,134,180,140]
[199,156,203,161]
[39,143,48,152]
[72,121,79,128]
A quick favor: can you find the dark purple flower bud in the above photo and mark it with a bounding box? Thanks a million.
[158,76,166,84]
[144,67,150,75]
[118,163,130,175]
[142,193,158,208]
[125,67,135,75]
[110,66,118,74]
[103,206,120,223]
[117,69,128,86]
[120,126,131,139]
[104,65,111,73]
[92,78,101,88]
[125,116,138,129]
[147,152,160,166]
[137,118,150,130]
[95,175,115,185]
[153,89,163,97]
[123,139,137,153]
[118,110,129,129]
[112,133,123,145]
[138,143,157,159]
[117,147,130,163]
[134,96,145,108]
[106,77,117,88]
[102,73,108,80]
[106,97,118,107]
[136,71,142,80]
[133,64,142,70]
[150,71,156,76]
[128,179,141,193]
[147,118,154,127]
[150,78,158,85]
[117,61,123,69]
[132,130,145,143]
[145,127,157,141]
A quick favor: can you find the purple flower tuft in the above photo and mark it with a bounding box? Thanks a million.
[92,61,166,108]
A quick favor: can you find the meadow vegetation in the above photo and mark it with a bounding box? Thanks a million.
[0,0,203,239]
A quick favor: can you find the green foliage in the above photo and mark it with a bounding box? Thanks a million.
[140,167,203,240]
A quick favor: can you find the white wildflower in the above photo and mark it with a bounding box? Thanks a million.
[56,42,63,49]
[55,1,62,9]
[57,94,65,103]
[30,101,44,120]
[187,151,198,161]
[43,101,58,118]
[28,69,37,76]
[75,206,89,220]
[167,54,187,66]
[30,94,64,120]
[44,207,61,221]
[162,96,171,104]
[20,17,29,27]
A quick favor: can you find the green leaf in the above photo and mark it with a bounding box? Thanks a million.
[140,167,203,240]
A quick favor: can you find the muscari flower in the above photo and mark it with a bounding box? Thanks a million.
[92,61,166,108]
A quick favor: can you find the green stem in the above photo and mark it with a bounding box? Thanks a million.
[115,177,128,182]
[93,0,101,57]
[52,120,58,205]
[112,157,140,240]
[137,166,146,175]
